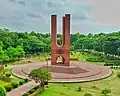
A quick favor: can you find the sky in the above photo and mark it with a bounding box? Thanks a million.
[0,0,120,34]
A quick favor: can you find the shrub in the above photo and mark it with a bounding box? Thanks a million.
[77,86,82,91]
[23,93,29,96]
[44,81,48,85]
[70,57,78,61]
[0,87,6,96]
[29,89,36,94]
[3,76,11,82]
[86,57,104,62]
[117,73,120,78]
[19,80,24,85]
[24,79,28,83]
[4,84,13,92]
[5,72,11,77]
[12,82,18,88]
[84,93,92,96]
[101,89,111,95]
[34,86,39,90]
[91,85,96,88]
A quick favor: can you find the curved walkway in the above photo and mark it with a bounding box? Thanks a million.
[7,81,39,96]
[11,61,112,82]
[7,61,112,96]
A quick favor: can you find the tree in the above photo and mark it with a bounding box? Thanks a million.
[28,68,52,90]
[0,42,9,62]
[0,87,6,96]
[6,46,25,60]
[16,45,25,59]
[23,36,44,54]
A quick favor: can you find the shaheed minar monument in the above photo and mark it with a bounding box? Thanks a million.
[11,14,112,83]
[51,14,70,66]
[48,13,111,82]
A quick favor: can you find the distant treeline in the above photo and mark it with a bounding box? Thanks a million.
[0,28,120,62]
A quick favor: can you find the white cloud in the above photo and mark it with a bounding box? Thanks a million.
[0,0,120,34]
[89,0,120,27]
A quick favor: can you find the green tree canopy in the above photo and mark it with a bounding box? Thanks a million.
[29,68,52,90]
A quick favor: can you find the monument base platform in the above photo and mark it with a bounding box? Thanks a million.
[12,61,112,82]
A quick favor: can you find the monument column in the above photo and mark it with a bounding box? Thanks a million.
[64,14,70,65]
[51,15,57,65]
[51,14,70,66]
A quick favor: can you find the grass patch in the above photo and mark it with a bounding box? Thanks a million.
[37,69,120,96]
[70,51,105,65]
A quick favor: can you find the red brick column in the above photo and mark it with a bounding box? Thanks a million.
[51,15,57,65]
[62,16,65,46]
[51,14,70,66]
[63,14,70,65]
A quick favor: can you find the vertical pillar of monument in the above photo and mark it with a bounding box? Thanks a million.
[64,14,70,65]
[62,16,65,46]
[51,15,57,65]
[51,14,70,66]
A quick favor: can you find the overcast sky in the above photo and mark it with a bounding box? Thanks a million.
[0,0,120,34]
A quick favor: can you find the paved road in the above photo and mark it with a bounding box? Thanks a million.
[7,81,39,96]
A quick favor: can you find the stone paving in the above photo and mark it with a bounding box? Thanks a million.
[7,81,39,96]
[7,61,112,96]
[12,61,112,82]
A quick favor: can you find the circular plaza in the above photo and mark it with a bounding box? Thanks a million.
[12,61,112,82]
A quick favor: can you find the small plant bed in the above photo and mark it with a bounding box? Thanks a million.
[4,79,29,92]
[104,60,120,66]
[0,69,29,92]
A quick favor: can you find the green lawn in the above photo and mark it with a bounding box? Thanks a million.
[70,51,105,65]
[37,69,120,96]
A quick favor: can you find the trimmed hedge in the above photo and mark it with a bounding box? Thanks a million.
[86,57,104,62]
[4,84,13,92]
[19,80,25,85]
[23,86,39,96]
[23,93,29,96]
[5,72,11,77]
[117,73,120,78]
[105,60,120,66]
[12,82,19,88]
[29,89,36,94]
[101,89,111,95]
[24,79,29,83]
